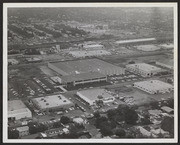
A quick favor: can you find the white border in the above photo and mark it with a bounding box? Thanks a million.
[3,3,178,143]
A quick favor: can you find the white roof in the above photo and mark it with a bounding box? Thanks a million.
[32,94,72,109]
[137,126,157,137]
[161,106,174,113]
[115,38,156,44]
[69,50,111,58]
[77,89,114,102]
[126,63,162,72]
[83,44,103,48]
[73,117,84,124]
[8,100,26,111]
[134,80,173,92]
[16,126,29,132]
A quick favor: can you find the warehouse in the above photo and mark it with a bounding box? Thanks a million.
[126,63,162,77]
[76,89,115,106]
[32,94,74,111]
[133,80,173,94]
[48,58,125,76]
[156,59,173,70]
[69,50,111,58]
[60,72,107,86]
[115,38,156,45]
[8,100,32,121]
[83,44,104,49]
[48,59,125,86]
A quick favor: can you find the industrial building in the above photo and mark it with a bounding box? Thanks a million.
[8,59,19,65]
[126,63,162,77]
[8,100,32,121]
[136,45,160,51]
[48,59,125,86]
[60,72,107,86]
[82,44,104,49]
[115,38,156,45]
[69,50,111,58]
[133,80,174,94]
[76,89,115,106]
[156,59,173,70]
[32,94,74,111]
[16,126,29,137]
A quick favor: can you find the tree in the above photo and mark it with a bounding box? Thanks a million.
[115,128,126,138]
[60,116,71,124]
[95,116,108,128]
[68,125,80,138]
[167,98,174,108]
[128,61,135,64]
[53,121,62,128]
[93,111,100,118]
[96,99,104,107]
[38,123,48,132]
[150,101,159,109]
[141,112,151,125]
[107,109,117,120]
[124,108,138,125]
[161,116,174,135]
[100,125,113,137]
[8,129,19,139]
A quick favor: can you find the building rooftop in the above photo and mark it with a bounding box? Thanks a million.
[161,106,174,113]
[8,100,27,111]
[157,59,173,67]
[49,58,123,76]
[83,44,103,49]
[115,38,156,44]
[148,109,162,115]
[126,63,162,72]
[8,108,32,117]
[69,50,111,58]
[16,126,29,132]
[32,94,72,109]
[61,72,106,83]
[134,80,173,92]
[77,89,114,101]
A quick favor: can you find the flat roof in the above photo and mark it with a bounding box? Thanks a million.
[126,63,162,72]
[16,126,29,132]
[69,50,111,57]
[161,106,174,112]
[8,100,27,112]
[157,59,173,67]
[83,44,103,48]
[134,80,173,91]
[61,72,106,83]
[32,94,72,109]
[115,38,156,44]
[49,58,123,76]
[77,89,114,101]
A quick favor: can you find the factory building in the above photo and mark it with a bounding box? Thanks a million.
[156,59,173,70]
[16,126,29,137]
[133,80,173,94]
[83,44,104,49]
[69,50,111,58]
[8,59,19,65]
[126,63,162,77]
[60,72,107,86]
[8,100,32,121]
[48,59,125,86]
[115,38,156,45]
[76,89,115,106]
[31,94,74,112]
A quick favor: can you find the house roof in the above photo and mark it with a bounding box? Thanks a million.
[161,106,174,113]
